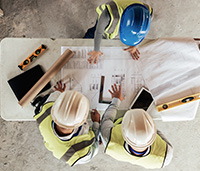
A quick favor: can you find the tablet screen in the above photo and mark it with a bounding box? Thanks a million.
[130,88,153,111]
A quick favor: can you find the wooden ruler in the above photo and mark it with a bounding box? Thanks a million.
[156,92,200,112]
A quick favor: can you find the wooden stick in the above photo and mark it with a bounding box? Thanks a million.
[19,49,74,107]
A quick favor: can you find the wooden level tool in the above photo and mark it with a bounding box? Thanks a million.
[156,92,200,112]
[18,44,47,70]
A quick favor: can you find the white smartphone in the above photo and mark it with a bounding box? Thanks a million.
[129,87,154,111]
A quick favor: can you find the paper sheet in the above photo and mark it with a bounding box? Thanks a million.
[138,38,200,121]
[61,46,145,110]
[138,38,200,105]
[61,39,200,121]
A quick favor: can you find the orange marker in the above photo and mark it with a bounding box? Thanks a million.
[18,44,47,70]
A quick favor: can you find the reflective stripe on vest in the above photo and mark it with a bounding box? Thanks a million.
[105,118,167,169]
[34,102,95,166]
[96,0,151,39]
[61,138,95,161]
[106,1,120,35]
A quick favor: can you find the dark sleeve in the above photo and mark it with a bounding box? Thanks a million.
[94,8,110,52]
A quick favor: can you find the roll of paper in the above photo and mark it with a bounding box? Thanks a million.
[18,49,74,107]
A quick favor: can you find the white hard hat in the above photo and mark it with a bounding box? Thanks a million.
[121,109,157,151]
[51,91,89,129]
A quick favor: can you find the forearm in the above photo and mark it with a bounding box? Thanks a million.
[94,8,110,51]
[94,30,103,52]
[157,130,173,167]
[46,91,61,102]
[100,98,121,144]
[92,122,100,140]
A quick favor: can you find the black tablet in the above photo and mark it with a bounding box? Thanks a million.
[8,65,51,101]
[129,87,154,111]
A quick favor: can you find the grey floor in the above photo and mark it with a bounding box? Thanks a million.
[1,0,200,171]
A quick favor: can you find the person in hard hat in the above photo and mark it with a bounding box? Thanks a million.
[33,81,100,166]
[84,0,153,64]
[100,84,173,169]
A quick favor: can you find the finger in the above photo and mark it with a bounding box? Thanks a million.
[135,53,140,60]
[88,55,96,63]
[118,84,122,92]
[111,85,115,92]
[123,47,130,51]
[91,110,95,115]
[88,51,93,55]
[93,109,99,115]
[136,49,140,54]
[55,82,59,88]
[63,83,66,90]
[133,53,138,60]
[94,57,98,64]
[92,109,98,113]
[114,84,118,92]
[54,85,58,90]
[108,89,113,95]
[136,51,140,59]
[131,53,135,60]
[57,81,62,87]
[59,80,62,87]
[89,56,95,64]
[88,55,94,62]
[100,52,103,56]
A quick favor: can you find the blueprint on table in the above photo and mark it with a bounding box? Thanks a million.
[61,46,145,110]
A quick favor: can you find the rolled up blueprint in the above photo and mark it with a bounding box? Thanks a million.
[18,49,74,107]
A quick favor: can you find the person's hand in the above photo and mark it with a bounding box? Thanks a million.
[87,50,103,64]
[108,84,125,101]
[124,46,140,60]
[54,80,66,93]
[91,109,100,123]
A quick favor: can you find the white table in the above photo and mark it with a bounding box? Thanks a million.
[0,38,161,121]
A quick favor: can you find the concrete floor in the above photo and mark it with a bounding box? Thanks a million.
[1,0,200,171]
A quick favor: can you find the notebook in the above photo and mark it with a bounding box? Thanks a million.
[8,65,51,101]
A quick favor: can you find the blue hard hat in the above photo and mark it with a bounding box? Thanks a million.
[119,4,151,46]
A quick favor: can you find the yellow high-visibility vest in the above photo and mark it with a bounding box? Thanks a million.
[105,117,167,169]
[96,0,152,39]
[34,102,95,166]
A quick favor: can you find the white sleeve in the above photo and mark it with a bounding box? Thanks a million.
[74,123,100,166]
[74,141,99,165]
[100,98,121,146]
[92,122,100,139]
[157,130,174,167]
[46,91,61,102]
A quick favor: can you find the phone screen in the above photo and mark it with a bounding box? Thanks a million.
[131,89,153,111]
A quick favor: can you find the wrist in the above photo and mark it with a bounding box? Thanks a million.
[93,121,100,128]
[111,98,121,107]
